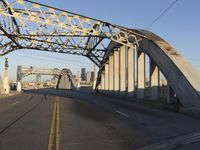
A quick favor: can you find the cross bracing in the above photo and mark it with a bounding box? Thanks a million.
[0,0,143,66]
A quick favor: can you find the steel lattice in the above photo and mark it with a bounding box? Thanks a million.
[0,0,143,66]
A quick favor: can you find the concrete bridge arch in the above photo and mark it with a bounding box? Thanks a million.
[0,0,199,109]
[97,30,200,108]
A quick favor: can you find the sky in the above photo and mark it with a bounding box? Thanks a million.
[0,0,200,81]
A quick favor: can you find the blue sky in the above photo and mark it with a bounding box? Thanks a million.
[0,0,200,81]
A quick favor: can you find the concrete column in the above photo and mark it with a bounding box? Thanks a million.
[109,55,114,92]
[66,76,69,89]
[0,75,4,94]
[137,50,145,98]
[4,58,10,94]
[104,63,109,92]
[16,66,22,84]
[150,61,160,100]
[114,50,119,94]
[53,77,58,89]
[167,85,170,103]
[93,64,97,90]
[101,72,105,91]
[167,84,175,104]
[66,76,71,89]
[17,81,22,92]
[119,46,126,95]
[127,47,135,96]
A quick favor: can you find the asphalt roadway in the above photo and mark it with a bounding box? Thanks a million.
[0,88,200,150]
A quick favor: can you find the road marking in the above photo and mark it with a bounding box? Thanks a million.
[93,100,99,104]
[48,96,59,150]
[11,101,19,106]
[56,96,61,150]
[115,110,130,118]
[11,96,34,106]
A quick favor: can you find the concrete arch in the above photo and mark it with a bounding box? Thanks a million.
[136,30,200,107]
[1,0,199,108]
[97,29,200,108]
[60,69,76,88]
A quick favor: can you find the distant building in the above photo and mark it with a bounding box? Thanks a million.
[81,68,86,81]
[86,71,91,84]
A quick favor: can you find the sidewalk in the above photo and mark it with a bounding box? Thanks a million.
[0,91,21,100]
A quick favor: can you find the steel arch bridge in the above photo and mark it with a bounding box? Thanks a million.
[0,0,200,109]
[17,66,76,88]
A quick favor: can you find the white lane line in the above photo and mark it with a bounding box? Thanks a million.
[11,101,19,106]
[115,110,130,118]
[93,100,99,104]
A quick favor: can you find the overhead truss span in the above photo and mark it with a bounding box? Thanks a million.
[0,0,199,108]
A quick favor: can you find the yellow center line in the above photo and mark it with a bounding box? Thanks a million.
[48,97,57,150]
[48,96,61,150]
[56,96,61,150]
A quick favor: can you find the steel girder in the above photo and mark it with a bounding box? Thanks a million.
[0,0,144,66]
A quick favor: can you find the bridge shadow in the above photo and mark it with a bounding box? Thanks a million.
[23,87,182,113]
[23,88,117,125]
[23,88,77,98]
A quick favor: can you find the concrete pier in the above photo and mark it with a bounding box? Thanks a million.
[104,63,109,92]
[101,72,105,91]
[127,47,135,96]
[114,50,119,94]
[109,55,114,92]
[137,50,145,98]
[119,46,126,95]
[93,65,97,90]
